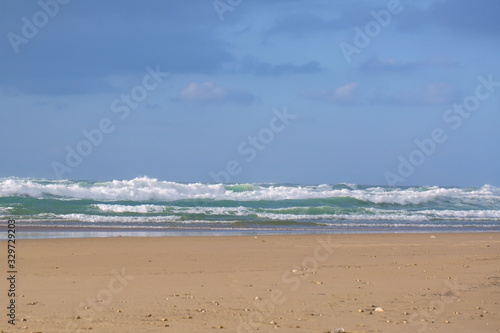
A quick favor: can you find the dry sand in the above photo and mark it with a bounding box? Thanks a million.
[1,233,499,332]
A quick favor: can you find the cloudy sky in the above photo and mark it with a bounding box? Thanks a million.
[1,0,499,186]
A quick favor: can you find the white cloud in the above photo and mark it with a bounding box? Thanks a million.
[359,56,457,73]
[179,82,226,102]
[179,82,255,105]
[388,83,459,106]
[302,82,359,104]
[333,82,358,100]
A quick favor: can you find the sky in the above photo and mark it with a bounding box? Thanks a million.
[0,0,499,186]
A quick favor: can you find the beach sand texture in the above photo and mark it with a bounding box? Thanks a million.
[1,233,499,332]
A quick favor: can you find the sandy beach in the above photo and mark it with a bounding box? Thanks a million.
[1,233,499,332]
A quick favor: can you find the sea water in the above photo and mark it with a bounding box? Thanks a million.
[1,176,499,239]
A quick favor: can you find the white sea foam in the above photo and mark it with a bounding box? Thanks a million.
[0,177,227,201]
[256,212,427,221]
[20,207,500,224]
[93,204,253,216]
[417,209,500,220]
[94,204,165,213]
[257,208,500,221]
[171,206,252,216]
[36,213,180,223]
[0,177,499,206]
[28,213,241,225]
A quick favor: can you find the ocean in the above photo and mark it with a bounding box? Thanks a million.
[1,176,499,239]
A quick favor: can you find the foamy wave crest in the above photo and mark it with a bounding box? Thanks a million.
[255,212,420,221]
[417,209,500,220]
[257,208,500,221]
[0,207,13,213]
[94,204,165,213]
[0,177,499,206]
[0,177,227,201]
[36,213,181,223]
[345,185,499,205]
[171,206,252,216]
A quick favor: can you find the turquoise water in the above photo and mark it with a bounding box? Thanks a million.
[1,177,499,238]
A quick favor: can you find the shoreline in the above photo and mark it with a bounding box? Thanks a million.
[1,233,499,332]
[2,225,500,240]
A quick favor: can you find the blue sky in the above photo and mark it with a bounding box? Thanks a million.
[1,0,499,186]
